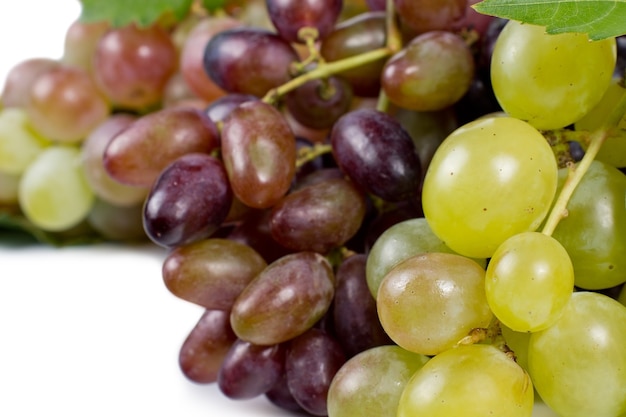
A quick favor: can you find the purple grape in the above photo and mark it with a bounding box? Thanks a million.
[330,108,421,202]
[266,0,343,43]
[143,153,232,247]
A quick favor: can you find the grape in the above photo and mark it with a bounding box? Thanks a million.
[319,11,387,97]
[0,170,19,204]
[103,107,220,187]
[26,65,110,143]
[18,145,94,232]
[381,30,475,111]
[202,27,299,97]
[619,285,626,307]
[0,58,59,108]
[61,19,109,74]
[266,0,343,43]
[93,23,177,110]
[205,93,258,124]
[80,113,148,207]
[142,153,233,247]
[265,370,304,412]
[377,252,492,356]
[575,78,626,168]
[285,328,346,416]
[365,0,385,11]
[485,232,575,332]
[393,0,467,34]
[217,338,285,399]
[327,345,429,417]
[0,108,50,175]
[179,309,238,384]
[180,16,242,101]
[550,160,626,290]
[365,217,475,298]
[86,199,146,242]
[491,20,616,130]
[500,324,531,372]
[422,116,558,258]
[269,176,367,254]
[284,75,353,130]
[220,100,296,209]
[332,254,392,357]
[230,251,335,345]
[528,292,626,417]
[330,108,422,202]
[161,238,267,311]
[397,344,534,417]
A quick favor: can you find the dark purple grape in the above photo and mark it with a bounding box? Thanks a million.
[230,252,335,345]
[221,100,297,209]
[205,93,258,123]
[270,177,367,254]
[330,108,421,202]
[143,153,232,247]
[227,209,294,264]
[217,339,286,399]
[285,75,353,130]
[266,0,343,43]
[179,309,237,384]
[203,27,299,97]
[285,328,346,416]
[333,254,392,357]
[162,238,267,310]
[265,370,304,412]
[319,11,387,97]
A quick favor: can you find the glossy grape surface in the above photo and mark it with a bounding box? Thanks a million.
[377,252,492,355]
[398,344,534,417]
[327,345,429,417]
[486,232,574,332]
[491,20,616,130]
[422,116,558,258]
[528,292,626,417]
[230,252,335,345]
[266,0,343,43]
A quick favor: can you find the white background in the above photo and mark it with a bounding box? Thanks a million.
[0,1,557,416]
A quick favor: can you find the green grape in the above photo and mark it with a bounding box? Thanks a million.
[18,145,95,231]
[397,344,534,417]
[422,116,558,259]
[327,345,429,417]
[551,160,626,290]
[365,217,474,299]
[0,108,50,175]
[376,252,492,356]
[500,324,531,373]
[485,232,574,332]
[575,78,626,168]
[0,170,20,204]
[619,285,626,307]
[491,20,616,130]
[528,291,626,417]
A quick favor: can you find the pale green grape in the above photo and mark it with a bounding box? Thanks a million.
[365,217,483,299]
[501,323,531,373]
[0,170,20,204]
[551,160,626,290]
[18,145,95,231]
[485,232,574,332]
[619,285,626,307]
[397,344,534,417]
[376,252,492,356]
[491,20,616,130]
[575,78,626,168]
[327,345,429,417]
[0,108,50,175]
[528,291,626,417]
[422,116,558,259]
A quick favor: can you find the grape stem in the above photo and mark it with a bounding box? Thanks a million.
[541,128,608,236]
[376,0,402,112]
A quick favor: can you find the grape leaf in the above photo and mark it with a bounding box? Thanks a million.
[473,0,626,40]
[79,0,194,27]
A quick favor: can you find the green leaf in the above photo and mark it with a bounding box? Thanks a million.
[473,0,626,40]
[79,0,194,27]
[201,0,228,12]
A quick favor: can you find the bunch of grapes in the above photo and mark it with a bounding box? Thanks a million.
[2,0,626,416]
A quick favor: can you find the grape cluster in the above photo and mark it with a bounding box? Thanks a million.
[2,1,626,417]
